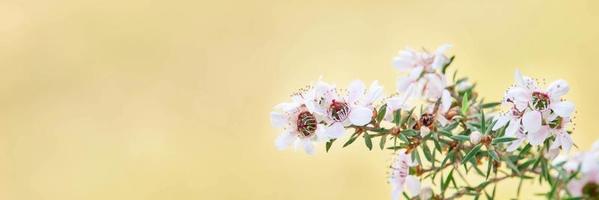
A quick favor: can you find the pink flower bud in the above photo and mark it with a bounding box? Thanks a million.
[470,131,482,145]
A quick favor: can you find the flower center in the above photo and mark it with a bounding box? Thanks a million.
[328,100,350,122]
[583,182,599,199]
[420,113,435,127]
[532,91,550,110]
[296,111,317,137]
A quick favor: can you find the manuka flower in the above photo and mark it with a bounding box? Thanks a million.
[494,70,575,151]
[390,150,421,200]
[270,87,338,155]
[393,44,452,101]
[562,140,599,198]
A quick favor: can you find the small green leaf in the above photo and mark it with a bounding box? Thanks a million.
[364,132,373,150]
[393,110,402,125]
[325,139,336,152]
[422,142,433,162]
[441,55,455,74]
[343,132,360,147]
[491,137,518,145]
[487,150,499,161]
[451,135,470,141]
[461,91,470,115]
[462,144,482,164]
[442,169,454,192]
[376,104,387,123]
[503,156,521,175]
[379,134,387,150]
[401,129,418,137]
[482,102,501,109]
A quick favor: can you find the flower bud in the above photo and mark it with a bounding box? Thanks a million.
[470,131,482,145]
[419,186,433,200]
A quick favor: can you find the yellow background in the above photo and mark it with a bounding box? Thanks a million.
[1,0,598,199]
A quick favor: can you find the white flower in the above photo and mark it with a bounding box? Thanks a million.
[306,79,383,139]
[385,94,411,122]
[563,140,599,197]
[393,44,452,72]
[470,131,482,145]
[270,87,341,155]
[494,70,575,151]
[390,150,421,200]
[394,44,451,101]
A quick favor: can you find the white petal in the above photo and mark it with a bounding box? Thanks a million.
[547,79,570,98]
[522,111,542,133]
[409,66,424,80]
[364,80,384,105]
[393,49,416,71]
[349,106,373,126]
[557,132,573,152]
[527,126,550,146]
[325,123,346,139]
[275,132,296,150]
[505,119,520,137]
[420,126,431,137]
[391,184,403,200]
[270,112,287,128]
[492,114,510,131]
[441,89,452,113]
[347,80,366,104]
[405,175,421,197]
[567,178,586,197]
[550,101,575,117]
[302,139,315,155]
[506,87,531,109]
[507,134,525,152]
[396,77,412,93]
[515,69,525,87]
[436,115,449,127]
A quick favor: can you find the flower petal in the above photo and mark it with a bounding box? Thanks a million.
[507,133,526,152]
[347,80,366,104]
[275,131,296,150]
[550,101,575,118]
[420,126,431,137]
[492,114,510,131]
[325,123,345,139]
[364,80,384,105]
[349,106,373,126]
[547,79,570,99]
[302,139,315,155]
[270,112,287,128]
[441,89,452,113]
[505,119,520,137]
[527,126,550,146]
[522,111,542,133]
[406,175,421,197]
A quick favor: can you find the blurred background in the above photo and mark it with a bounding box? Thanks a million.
[1,0,598,199]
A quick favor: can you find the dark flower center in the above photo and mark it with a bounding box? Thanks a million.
[328,100,350,122]
[297,111,317,137]
[420,113,435,127]
[532,91,550,110]
[583,182,599,199]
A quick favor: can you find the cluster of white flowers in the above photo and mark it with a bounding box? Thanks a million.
[270,44,455,155]
[492,70,575,153]
[270,44,587,200]
[270,79,384,155]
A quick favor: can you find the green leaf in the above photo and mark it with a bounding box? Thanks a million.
[376,104,387,123]
[461,91,470,116]
[325,139,336,152]
[393,110,402,125]
[379,134,387,150]
[519,144,532,158]
[441,55,455,74]
[486,156,493,179]
[364,132,373,150]
[343,132,360,147]
[487,150,500,161]
[491,137,518,145]
[481,108,486,132]
[422,142,433,162]
[401,129,418,137]
[503,156,521,175]
[442,169,454,192]
[462,144,482,164]
[482,102,501,109]
[451,135,470,141]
